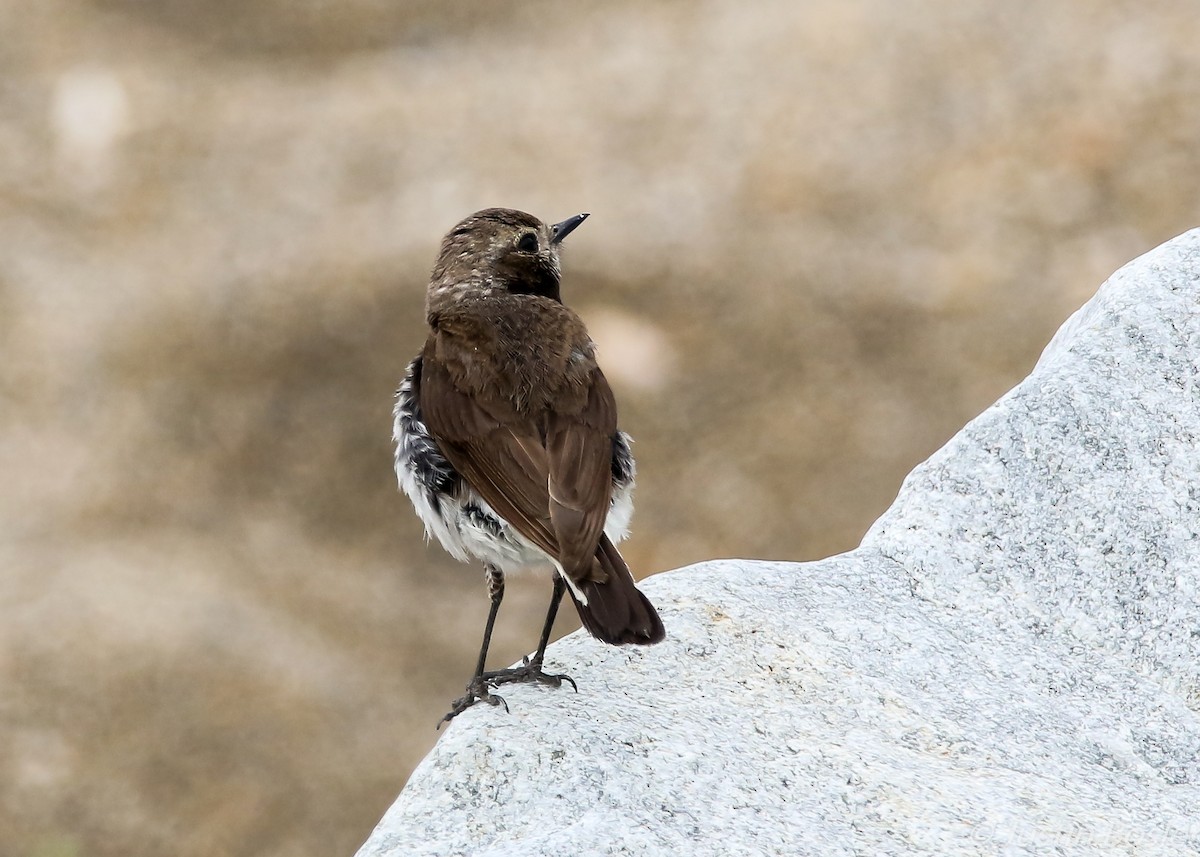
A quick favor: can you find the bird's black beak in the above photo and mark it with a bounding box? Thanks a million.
[550,212,589,244]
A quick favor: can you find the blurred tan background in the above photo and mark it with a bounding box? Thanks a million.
[3,1,1199,855]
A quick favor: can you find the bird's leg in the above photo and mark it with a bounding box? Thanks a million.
[481,573,577,693]
[439,564,508,728]
[473,564,506,679]
[531,572,566,668]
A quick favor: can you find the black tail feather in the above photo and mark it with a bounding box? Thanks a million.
[565,536,665,645]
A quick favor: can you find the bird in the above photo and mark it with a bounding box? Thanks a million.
[393,207,665,725]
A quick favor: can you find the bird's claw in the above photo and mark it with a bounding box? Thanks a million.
[482,657,577,693]
[437,679,509,729]
[437,659,576,728]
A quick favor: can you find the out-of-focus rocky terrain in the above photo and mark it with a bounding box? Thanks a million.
[3,2,1199,855]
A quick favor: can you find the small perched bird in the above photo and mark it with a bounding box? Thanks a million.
[394,208,665,724]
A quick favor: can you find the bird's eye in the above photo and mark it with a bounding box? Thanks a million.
[517,233,539,253]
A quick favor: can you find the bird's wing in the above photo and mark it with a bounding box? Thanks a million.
[419,346,617,580]
[543,374,618,577]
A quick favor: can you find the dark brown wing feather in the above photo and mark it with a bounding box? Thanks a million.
[545,375,618,578]
[419,339,618,582]
[419,334,664,646]
[418,349,561,559]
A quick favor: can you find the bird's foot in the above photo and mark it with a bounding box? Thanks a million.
[437,677,509,729]
[482,656,578,693]
[437,658,577,729]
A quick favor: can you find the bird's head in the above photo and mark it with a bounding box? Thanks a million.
[426,208,589,315]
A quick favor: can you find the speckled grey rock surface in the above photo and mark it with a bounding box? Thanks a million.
[357,231,1200,857]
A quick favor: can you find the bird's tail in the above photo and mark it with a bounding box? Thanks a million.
[564,535,665,645]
